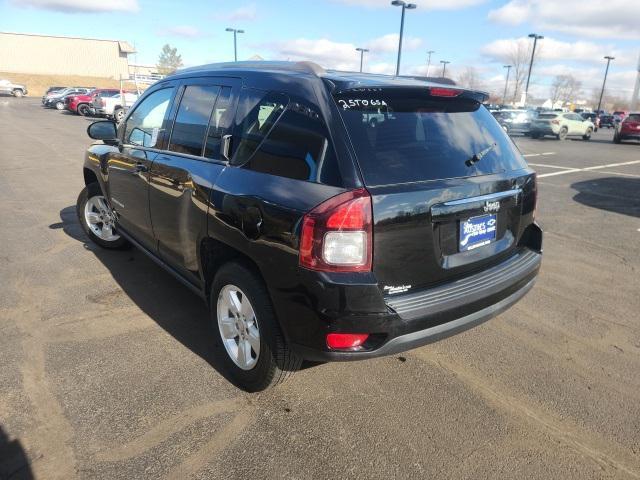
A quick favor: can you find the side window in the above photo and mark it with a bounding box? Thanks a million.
[244,97,342,186]
[204,87,233,159]
[169,85,220,156]
[233,90,287,165]
[124,88,174,148]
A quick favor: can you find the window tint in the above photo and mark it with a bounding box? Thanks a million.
[169,85,220,156]
[626,114,640,122]
[538,113,557,119]
[243,98,341,186]
[204,87,233,159]
[334,91,527,186]
[125,87,174,148]
[233,90,287,165]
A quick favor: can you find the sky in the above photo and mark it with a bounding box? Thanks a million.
[2,0,639,102]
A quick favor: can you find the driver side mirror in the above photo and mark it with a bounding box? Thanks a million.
[87,120,118,144]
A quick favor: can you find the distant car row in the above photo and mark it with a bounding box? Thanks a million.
[41,86,139,121]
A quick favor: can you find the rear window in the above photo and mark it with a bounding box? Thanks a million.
[334,90,527,186]
[626,114,640,122]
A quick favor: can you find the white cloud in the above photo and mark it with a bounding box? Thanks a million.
[214,3,257,22]
[261,33,422,71]
[488,0,640,40]
[481,36,632,66]
[366,33,422,53]
[9,0,139,12]
[159,25,203,39]
[333,0,485,9]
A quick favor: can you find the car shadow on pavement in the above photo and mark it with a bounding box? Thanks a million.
[0,426,34,480]
[571,177,640,218]
[53,206,248,388]
[53,206,320,390]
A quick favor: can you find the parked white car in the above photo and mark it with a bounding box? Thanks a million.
[530,112,595,140]
[0,79,27,97]
[93,91,139,122]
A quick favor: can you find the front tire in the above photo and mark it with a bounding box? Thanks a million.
[12,89,24,98]
[114,108,125,123]
[211,262,301,392]
[582,127,593,140]
[76,182,129,249]
[55,100,64,110]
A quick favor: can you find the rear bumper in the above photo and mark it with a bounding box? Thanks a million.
[289,246,542,362]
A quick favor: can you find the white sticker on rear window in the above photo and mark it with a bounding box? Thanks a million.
[338,99,387,110]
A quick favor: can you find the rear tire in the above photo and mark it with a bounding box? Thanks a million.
[77,103,90,116]
[557,127,568,140]
[530,132,540,139]
[12,89,24,98]
[582,128,593,140]
[211,262,302,392]
[76,182,129,249]
[55,100,64,110]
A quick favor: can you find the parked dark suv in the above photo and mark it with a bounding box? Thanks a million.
[77,61,542,391]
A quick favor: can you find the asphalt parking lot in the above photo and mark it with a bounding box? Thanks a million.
[1,97,639,480]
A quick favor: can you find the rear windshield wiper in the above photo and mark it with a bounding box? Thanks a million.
[466,143,497,167]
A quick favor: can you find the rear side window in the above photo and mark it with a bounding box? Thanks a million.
[538,114,557,119]
[334,90,527,186]
[204,87,233,159]
[234,90,341,186]
[169,85,220,156]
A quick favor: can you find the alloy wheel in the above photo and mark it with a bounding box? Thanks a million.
[217,285,260,370]
[83,194,120,242]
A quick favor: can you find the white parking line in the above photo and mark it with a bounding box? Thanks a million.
[541,152,556,156]
[528,163,575,170]
[535,160,640,178]
[523,152,555,158]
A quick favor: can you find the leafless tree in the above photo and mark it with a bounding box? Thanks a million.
[507,39,543,104]
[550,75,582,104]
[457,67,481,90]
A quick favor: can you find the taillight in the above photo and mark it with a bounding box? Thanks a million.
[551,119,560,125]
[299,188,372,272]
[429,87,461,97]
[326,333,369,350]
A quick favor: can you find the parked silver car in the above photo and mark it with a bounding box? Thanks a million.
[0,79,27,97]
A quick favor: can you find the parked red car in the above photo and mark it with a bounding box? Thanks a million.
[613,113,640,144]
[65,88,120,116]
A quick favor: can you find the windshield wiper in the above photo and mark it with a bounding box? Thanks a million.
[466,143,497,167]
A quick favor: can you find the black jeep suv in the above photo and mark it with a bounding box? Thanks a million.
[77,61,542,391]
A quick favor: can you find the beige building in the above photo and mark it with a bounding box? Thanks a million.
[0,32,136,79]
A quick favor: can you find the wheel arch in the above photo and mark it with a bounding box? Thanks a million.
[199,237,266,306]
[83,167,99,187]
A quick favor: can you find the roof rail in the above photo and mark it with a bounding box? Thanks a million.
[179,60,326,76]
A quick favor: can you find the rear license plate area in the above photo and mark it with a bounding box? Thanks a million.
[459,214,497,251]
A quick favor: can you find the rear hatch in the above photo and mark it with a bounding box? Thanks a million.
[533,113,558,128]
[333,86,536,291]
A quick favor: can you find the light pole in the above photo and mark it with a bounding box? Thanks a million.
[225,27,244,62]
[524,33,543,105]
[503,65,512,105]
[356,47,369,73]
[426,50,435,77]
[440,60,450,78]
[391,0,417,76]
[596,56,615,114]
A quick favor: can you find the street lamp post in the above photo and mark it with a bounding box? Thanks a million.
[440,60,450,78]
[596,56,615,114]
[391,0,417,76]
[355,47,369,73]
[503,65,512,105]
[524,33,543,105]
[426,50,435,77]
[225,27,244,62]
